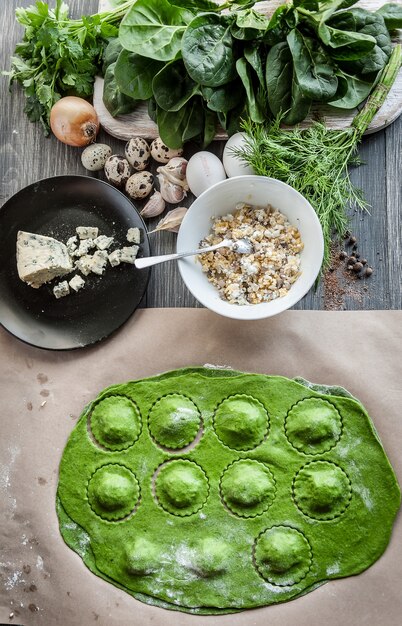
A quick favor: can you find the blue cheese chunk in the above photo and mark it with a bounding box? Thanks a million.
[94,235,114,250]
[69,274,85,292]
[126,227,141,244]
[108,249,122,267]
[74,239,96,257]
[120,246,139,264]
[17,231,73,289]
[75,255,93,276]
[76,226,99,240]
[53,280,70,299]
[90,250,108,275]
[66,235,78,254]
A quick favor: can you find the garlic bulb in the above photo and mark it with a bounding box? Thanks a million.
[140,191,166,218]
[157,173,187,204]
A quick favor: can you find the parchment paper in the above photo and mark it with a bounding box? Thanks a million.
[1,309,401,626]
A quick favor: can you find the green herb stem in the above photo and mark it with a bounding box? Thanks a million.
[352,44,402,137]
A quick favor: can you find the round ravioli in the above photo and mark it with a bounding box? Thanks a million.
[155,459,209,516]
[254,526,312,586]
[125,537,160,576]
[87,464,140,521]
[213,395,269,450]
[148,394,201,449]
[220,460,276,517]
[90,396,141,451]
[293,461,352,520]
[285,398,342,455]
[189,537,231,578]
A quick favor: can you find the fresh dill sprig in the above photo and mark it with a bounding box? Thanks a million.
[235,45,402,269]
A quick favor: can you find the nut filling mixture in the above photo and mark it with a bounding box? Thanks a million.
[199,203,304,305]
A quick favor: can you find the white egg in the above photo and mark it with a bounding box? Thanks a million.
[223,132,255,178]
[186,151,226,197]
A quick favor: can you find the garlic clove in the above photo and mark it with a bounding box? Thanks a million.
[157,174,187,204]
[140,191,166,218]
[157,163,189,190]
[148,206,188,234]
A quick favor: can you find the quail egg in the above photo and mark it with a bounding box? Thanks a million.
[104,155,131,188]
[81,144,112,171]
[125,171,154,199]
[125,137,151,171]
[222,133,255,178]
[150,137,183,164]
[186,152,226,197]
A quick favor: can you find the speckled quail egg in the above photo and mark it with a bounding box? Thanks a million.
[150,137,183,164]
[125,137,151,171]
[125,171,154,199]
[223,133,255,178]
[104,155,131,188]
[81,143,112,171]
[186,152,226,197]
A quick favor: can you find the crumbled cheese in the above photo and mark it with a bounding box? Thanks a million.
[126,227,141,244]
[199,203,303,305]
[94,235,114,250]
[75,255,93,276]
[90,250,108,275]
[108,249,122,267]
[53,280,70,299]
[120,246,139,264]
[76,226,99,240]
[74,239,95,257]
[69,274,85,292]
[66,235,78,253]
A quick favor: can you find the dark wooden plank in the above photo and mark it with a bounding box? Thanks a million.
[1,0,400,311]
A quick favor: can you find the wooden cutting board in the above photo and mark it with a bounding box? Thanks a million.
[94,0,402,140]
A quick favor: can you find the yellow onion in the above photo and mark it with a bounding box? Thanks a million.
[50,97,99,147]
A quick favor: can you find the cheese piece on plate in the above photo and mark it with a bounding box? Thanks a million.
[108,249,122,267]
[90,250,108,275]
[74,239,96,257]
[75,255,93,276]
[53,280,70,299]
[69,274,85,292]
[94,235,114,250]
[76,226,99,240]
[120,246,139,264]
[16,231,73,288]
[126,227,141,244]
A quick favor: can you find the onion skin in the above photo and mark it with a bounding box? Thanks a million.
[50,96,99,147]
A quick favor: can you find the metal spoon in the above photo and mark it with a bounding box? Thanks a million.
[134,237,253,269]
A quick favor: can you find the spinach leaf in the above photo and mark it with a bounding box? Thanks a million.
[182,13,237,87]
[376,3,402,30]
[202,107,218,147]
[231,9,269,40]
[266,41,312,124]
[244,44,265,86]
[217,102,246,136]
[202,81,243,112]
[182,98,205,142]
[152,60,200,111]
[236,57,265,123]
[287,29,338,101]
[328,70,374,108]
[330,9,392,75]
[263,6,291,45]
[318,22,376,58]
[169,0,219,10]
[103,62,138,117]
[148,97,157,122]
[114,50,162,100]
[102,39,123,73]
[119,0,194,62]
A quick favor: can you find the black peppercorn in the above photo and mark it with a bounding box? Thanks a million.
[348,256,357,264]
[353,262,363,272]
[349,236,357,245]
[365,267,373,277]
[361,258,367,265]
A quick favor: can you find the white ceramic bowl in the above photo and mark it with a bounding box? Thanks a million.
[177,176,324,320]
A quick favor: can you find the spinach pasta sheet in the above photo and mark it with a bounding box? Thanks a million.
[57,367,400,614]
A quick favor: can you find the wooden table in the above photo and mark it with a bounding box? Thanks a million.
[1,0,401,311]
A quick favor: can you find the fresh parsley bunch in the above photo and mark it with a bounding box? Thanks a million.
[5,0,136,134]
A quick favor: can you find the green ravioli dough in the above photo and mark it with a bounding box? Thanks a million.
[90,396,141,451]
[148,394,201,449]
[57,367,400,614]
